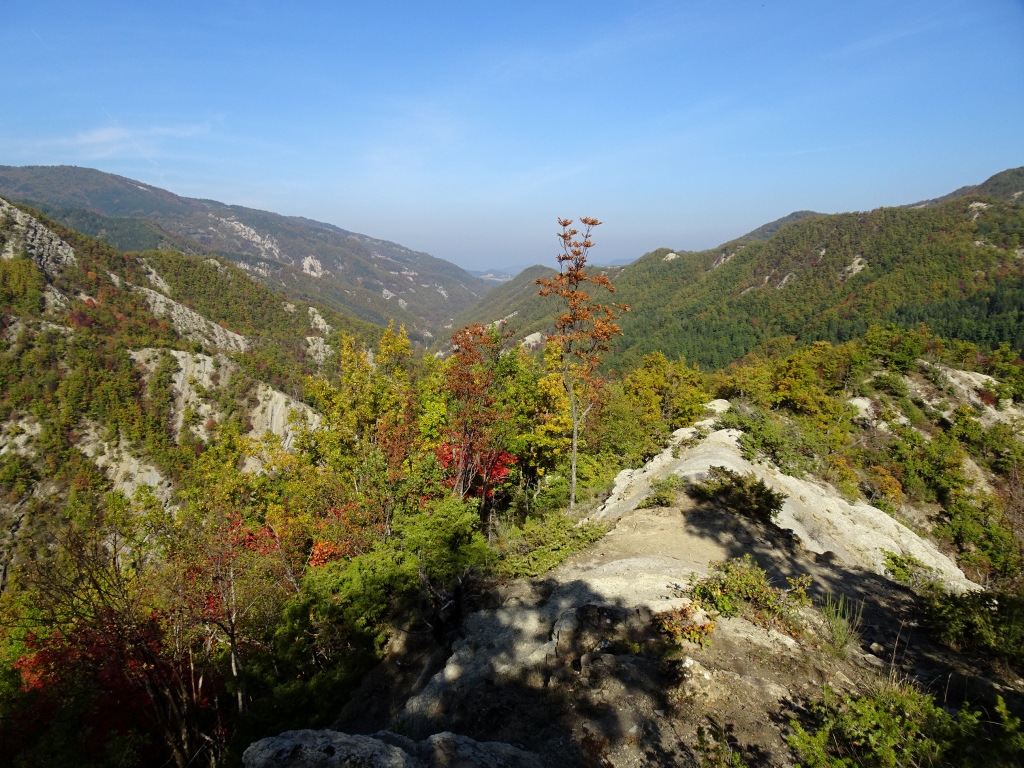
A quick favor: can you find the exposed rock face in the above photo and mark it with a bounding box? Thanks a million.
[131,349,231,441]
[0,198,77,278]
[131,348,319,450]
[932,363,1024,426]
[308,306,332,334]
[593,401,974,593]
[248,383,320,450]
[135,286,249,352]
[0,418,41,458]
[306,336,332,365]
[141,259,173,294]
[242,729,546,768]
[76,423,175,505]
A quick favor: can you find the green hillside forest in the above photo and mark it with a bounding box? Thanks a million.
[456,167,1024,373]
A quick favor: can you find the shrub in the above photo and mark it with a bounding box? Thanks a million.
[881,550,937,590]
[655,603,716,648]
[690,465,787,523]
[718,407,812,476]
[873,372,909,398]
[496,511,606,579]
[787,680,982,768]
[691,555,810,635]
[695,725,748,767]
[923,586,1024,674]
[637,474,685,509]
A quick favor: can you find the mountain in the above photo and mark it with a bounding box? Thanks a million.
[0,195,378,514]
[453,167,1024,370]
[907,165,1024,208]
[739,210,824,241]
[0,165,491,340]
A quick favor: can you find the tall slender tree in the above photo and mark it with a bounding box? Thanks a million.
[536,217,627,512]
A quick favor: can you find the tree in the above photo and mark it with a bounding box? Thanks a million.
[536,218,627,511]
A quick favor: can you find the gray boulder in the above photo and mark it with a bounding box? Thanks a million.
[242,729,546,768]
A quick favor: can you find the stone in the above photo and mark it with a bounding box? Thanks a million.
[242,729,546,768]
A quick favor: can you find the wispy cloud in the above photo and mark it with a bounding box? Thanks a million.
[826,20,938,58]
[13,121,216,164]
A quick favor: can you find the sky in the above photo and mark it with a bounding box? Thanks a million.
[2,1,1022,270]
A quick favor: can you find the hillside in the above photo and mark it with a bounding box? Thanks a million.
[0,165,491,339]
[453,168,1024,370]
[0,195,380,553]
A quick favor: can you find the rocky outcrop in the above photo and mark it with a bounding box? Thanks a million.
[0,198,77,278]
[593,400,974,593]
[0,417,40,458]
[242,729,545,768]
[131,349,232,441]
[306,336,332,365]
[76,423,175,505]
[131,349,319,449]
[135,286,249,352]
[308,306,332,335]
[248,383,320,451]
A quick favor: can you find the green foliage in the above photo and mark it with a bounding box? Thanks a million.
[881,550,936,589]
[0,255,44,315]
[691,555,810,635]
[694,724,749,767]
[637,474,685,509]
[923,586,1024,674]
[787,681,983,768]
[718,406,814,476]
[655,603,716,649]
[397,496,492,587]
[933,493,1022,580]
[872,372,909,398]
[690,465,787,523]
[817,593,863,659]
[0,453,38,498]
[496,512,607,579]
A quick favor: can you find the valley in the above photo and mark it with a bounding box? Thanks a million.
[0,167,1023,767]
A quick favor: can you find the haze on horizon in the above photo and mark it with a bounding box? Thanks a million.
[2,0,1022,271]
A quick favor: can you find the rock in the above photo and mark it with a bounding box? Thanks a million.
[0,199,77,278]
[242,729,546,768]
[136,286,249,352]
[857,653,886,671]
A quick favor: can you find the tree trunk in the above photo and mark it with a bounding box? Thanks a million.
[567,381,579,513]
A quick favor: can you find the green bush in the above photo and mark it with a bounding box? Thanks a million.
[637,474,685,509]
[881,550,937,590]
[873,372,909,398]
[691,555,810,635]
[496,511,607,579]
[923,586,1024,674]
[718,407,813,476]
[787,680,982,768]
[0,453,38,497]
[690,465,787,523]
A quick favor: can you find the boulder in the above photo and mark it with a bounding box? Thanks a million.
[242,729,546,768]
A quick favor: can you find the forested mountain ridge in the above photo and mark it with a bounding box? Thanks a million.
[0,165,491,340]
[0,194,378,539]
[454,167,1024,371]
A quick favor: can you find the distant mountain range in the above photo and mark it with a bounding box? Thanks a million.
[454,166,1024,369]
[0,166,492,340]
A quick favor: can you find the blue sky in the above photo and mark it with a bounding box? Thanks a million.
[3,1,1022,270]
